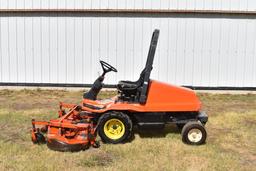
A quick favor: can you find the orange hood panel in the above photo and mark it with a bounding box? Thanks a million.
[82,80,201,113]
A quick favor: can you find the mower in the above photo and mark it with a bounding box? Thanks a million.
[31,104,100,151]
[31,29,208,151]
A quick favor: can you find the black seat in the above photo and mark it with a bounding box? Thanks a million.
[117,69,145,91]
[118,80,138,90]
[117,29,159,103]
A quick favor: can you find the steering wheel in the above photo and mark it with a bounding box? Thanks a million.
[100,60,118,74]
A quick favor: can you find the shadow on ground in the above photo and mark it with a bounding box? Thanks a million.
[132,124,180,139]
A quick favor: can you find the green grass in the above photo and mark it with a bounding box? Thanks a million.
[0,89,255,171]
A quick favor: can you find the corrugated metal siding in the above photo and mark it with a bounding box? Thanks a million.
[1,0,256,11]
[0,13,256,87]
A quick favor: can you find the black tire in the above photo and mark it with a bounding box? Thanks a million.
[181,121,207,145]
[97,112,132,144]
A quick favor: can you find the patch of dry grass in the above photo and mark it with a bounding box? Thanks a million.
[0,89,255,171]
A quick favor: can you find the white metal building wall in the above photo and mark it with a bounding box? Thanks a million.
[0,1,256,88]
[1,0,256,11]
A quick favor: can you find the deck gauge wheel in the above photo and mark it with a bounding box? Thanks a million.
[181,121,207,145]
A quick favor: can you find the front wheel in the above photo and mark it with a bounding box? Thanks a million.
[97,112,132,144]
[181,121,207,145]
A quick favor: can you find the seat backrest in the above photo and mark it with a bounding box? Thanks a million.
[145,30,159,71]
[139,29,160,103]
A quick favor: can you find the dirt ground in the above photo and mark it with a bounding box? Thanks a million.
[0,89,255,171]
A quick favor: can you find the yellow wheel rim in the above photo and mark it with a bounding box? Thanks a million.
[103,119,125,140]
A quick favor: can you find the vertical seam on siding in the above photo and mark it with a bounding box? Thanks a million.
[182,18,187,84]
[132,19,135,80]
[167,17,170,82]
[226,19,231,86]
[40,0,42,83]
[56,12,59,83]
[24,13,26,82]
[7,13,10,82]
[124,17,126,79]
[208,19,213,87]
[82,1,84,83]
[107,17,109,63]
[31,0,34,83]
[253,21,256,85]
[114,0,118,82]
[90,1,92,82]
[0,3,1,81]
[166,0,170,82]
[32,14,35,82]
[90,17,92,82]
[96,15,102,73]
[15,0,18,82]
[243,20,248,86]
[98,14,100,70]
[200,20,204,86]
[217,18,222,86]
[73,0,76,83]
[141,17,143,70]
[174,18,178,83]
[65,0,67,83]
[191,17,196,86]
[48,8,50,83]
[234,21,239,86]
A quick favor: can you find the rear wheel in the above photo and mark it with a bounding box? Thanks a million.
[181,121,207,145]
[98,112,132,144]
